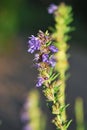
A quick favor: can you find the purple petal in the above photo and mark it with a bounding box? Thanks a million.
[21,112,29,122]
[48,4,57,14]
[36,77,44,87]
[35,63,41,68]
[34,54,40,61]
[28,35,40,53]
[23,125,32,130]
[49,45,58,53]
[42,54,49,62]
[49,57,56,67]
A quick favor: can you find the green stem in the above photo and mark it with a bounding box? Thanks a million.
[75,97,85,130]
[59,80,66,121]
[51,3,73,130]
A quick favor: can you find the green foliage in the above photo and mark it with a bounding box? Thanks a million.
[0,0,51,53]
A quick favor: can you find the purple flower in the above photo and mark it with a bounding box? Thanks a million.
[28,35,40,53]
[21,112,29,122]
[35,63,41,68]
[23,101,31,110]
[49,57,56,67]
[48,4,57,14]
[34,54,40,61]
[42,54,49,62]
[23,125,32,130]
[49,45,58,53]
[36,77,44,87]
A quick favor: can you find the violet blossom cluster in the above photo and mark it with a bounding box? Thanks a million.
[48,4,57,14]
[28,30,58,87]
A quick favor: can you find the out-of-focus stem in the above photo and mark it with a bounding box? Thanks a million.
[51,3,73,129]
[21,89,46,130]
[75,97,85,130]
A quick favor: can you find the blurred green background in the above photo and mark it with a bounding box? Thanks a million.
[0,0,87,130]
[0,0,53,53]
[0,0,87,52]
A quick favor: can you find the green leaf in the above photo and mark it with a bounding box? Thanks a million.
[60,104,69,113]
[50,73,59,82]
[49,26,56,32]
[65,120,72,129]
[46,41,52,46]
[45,30,49,35]
[64,35,71,42]
[49,67,54,76]
[54,85,60,92]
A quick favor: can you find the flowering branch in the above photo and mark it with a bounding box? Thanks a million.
[27,30,69,130]
[27,2,73,130]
